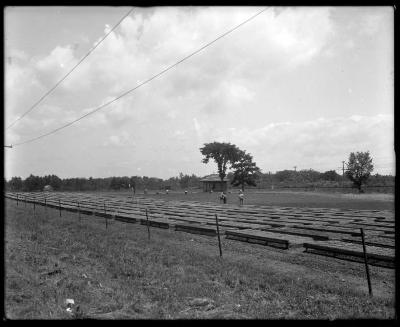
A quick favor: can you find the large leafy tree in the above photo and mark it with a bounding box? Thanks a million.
[230,151,261,191]
[200,142,243,182]
[345,151,374,193]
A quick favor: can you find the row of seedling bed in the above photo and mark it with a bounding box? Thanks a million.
[5,192,394,269]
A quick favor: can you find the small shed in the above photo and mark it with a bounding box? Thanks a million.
[200,174,229,192]
[43,185,53,192]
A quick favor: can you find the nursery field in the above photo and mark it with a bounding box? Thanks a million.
[130,189,395,211]
[4,191,396,319]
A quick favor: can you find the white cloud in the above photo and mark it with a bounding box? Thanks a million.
[36,45,77,75]
[193,117,202,139]
[103,130,135,147]
[6,7,336,139]
[217,114,394,173]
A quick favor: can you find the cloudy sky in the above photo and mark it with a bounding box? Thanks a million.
[4,6,394,180]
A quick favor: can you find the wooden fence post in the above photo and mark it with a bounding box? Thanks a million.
[104,201,108,229]
[78,201,81,222]
[360,228,373,296]
[145,208,150,240]
[17,193,19,206]
[215,214,223,257]
[59,199,61,217]
[25,196,27,207]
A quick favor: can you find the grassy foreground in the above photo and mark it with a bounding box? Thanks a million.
[5,199,395,319]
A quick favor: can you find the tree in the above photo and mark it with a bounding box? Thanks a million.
[178,172,190,189]
[200,142,243,182]
[24,174,43,191]
[298,169,321,183]
[345,151,374,193]
[110,177,121,190]
[275,170,296,183]
[230,152,261,191]
[8,177,23,191]
[322,170,341,182]
[48,175,62,190]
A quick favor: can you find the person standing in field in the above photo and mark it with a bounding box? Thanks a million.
[238,190,244,206]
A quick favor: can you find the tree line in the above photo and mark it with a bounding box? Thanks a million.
[4,170,393,193]
[4,173,202,192]
[4,142,393,193]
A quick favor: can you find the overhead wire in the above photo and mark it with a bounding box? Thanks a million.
[11,7,270,147]
[5,7,134,131]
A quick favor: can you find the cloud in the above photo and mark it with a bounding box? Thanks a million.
[193,117,202,137]
[358,9,389,36]
[189,114,394,174]
[103,131,136,147]
[6,7,336,142]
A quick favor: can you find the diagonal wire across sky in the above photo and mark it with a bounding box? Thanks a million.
[5,7,134,132]
[9,7,270,148]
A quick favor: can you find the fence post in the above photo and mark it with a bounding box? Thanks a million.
[215,214,223,257]
[360,228,373,296]
[78,201,81,222]
[59,199,62,217]
[17,193,19,206]
[145,208,150,240]
[25,196,27,207]
[104,201,108,229]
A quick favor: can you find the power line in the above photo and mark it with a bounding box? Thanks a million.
[11,7,270,148]
[5,7,134,131]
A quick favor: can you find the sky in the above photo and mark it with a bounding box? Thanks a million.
[4,6,395,180]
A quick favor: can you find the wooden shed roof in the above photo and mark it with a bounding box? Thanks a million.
[200,174,229,182]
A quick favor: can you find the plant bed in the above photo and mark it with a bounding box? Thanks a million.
[225,229,313,250]
[303,241,395,268]
[174,224,217,236]
[139,219,170,229]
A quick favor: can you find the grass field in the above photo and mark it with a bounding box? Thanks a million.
[103,189,395,211]
[5,196,395,319]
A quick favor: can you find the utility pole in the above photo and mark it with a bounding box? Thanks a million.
[342,161,345,178]
[342,161,346,188]
[269,171,274,190]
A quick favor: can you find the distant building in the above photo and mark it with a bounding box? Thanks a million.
[200,174,229,192]
[43,185,53,192]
